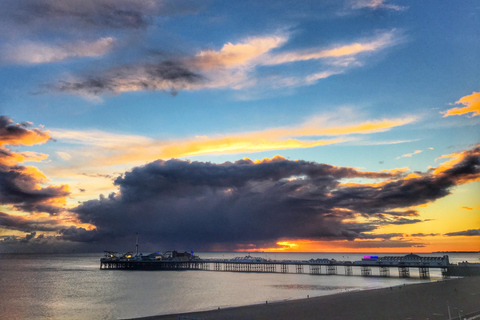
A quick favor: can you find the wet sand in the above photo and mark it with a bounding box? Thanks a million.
[134,277,480,320]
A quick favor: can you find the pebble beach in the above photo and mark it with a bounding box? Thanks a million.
[135,277,480,320]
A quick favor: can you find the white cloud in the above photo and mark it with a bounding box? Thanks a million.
[56,152,72,161]
[50,129,153,148]
[192,36,287,70]
[1,37,115,64]
[50,30,403,98]
[350,0,407,11]
[261,30,398,66]
[397,150,422,159]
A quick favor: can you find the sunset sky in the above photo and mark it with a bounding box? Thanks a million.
[0,0,479,253]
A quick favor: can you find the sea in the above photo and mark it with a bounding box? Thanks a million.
[0,252,478,319]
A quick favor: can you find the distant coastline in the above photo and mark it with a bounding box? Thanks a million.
[433,251,480,253]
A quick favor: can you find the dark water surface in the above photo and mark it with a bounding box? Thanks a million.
[0,252,477,319]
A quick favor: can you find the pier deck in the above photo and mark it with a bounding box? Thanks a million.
[100,255,459,279]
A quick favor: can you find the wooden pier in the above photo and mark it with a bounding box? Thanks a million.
[100,256,453,279]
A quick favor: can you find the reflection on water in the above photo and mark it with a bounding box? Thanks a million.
[270,284,361,291]
[0,252,477,319]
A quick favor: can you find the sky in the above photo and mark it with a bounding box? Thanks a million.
[0,0,479,254]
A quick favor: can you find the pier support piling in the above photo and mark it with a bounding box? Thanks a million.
[327,265,337,275]
[344,265,353,276]
[419,267,429,279]
[441,267,449,278]
[361,266,372,276]
[398,266,410,278]
[296,264,304,273]
[310,265,321,275]
[380,266,390,277]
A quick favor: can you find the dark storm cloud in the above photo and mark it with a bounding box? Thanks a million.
[0,165,70,214]
[0,212,64,232]
[1,232,36,244]
[325,145,480,216]
[69,146,480,251]
[410,233,440,237]
[57,226,100,242]
[0,0,200,32]
[444,229,480,237]
[0,231,104,253]
[0,115,50,146]
[0,116,69,214]
[72,157,395,250]
[50,60,204,97]
[339,240,426,249]
[53,77,116,97]
[440,147,480,179]
[388,218,424,225]
[80,173,114,179]
[326,178,449,216]
[25,231,36,241]
[344,218,424,240]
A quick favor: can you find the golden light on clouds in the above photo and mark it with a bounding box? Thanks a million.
[158,136,343,158]
[0,147,49,166]
[0,127,50,146]
[52,113,415,169]
[433,148,480,184]
[194,36,286,70]
[443,91,480,117]
[263,30,398,65]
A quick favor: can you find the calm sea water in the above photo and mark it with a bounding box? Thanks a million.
[0,252,477,319]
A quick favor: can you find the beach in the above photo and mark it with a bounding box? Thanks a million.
[135,277,480,320]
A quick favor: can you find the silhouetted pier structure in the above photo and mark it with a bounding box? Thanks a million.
[100,252,456,279]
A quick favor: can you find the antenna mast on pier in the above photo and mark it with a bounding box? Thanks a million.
[136,233,139,255]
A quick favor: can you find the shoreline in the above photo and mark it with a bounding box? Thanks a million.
[131,277,480,320]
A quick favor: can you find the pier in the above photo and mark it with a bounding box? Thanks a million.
[100,252,460,279]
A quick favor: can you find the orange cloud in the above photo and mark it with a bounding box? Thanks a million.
[432,146,480,184]
[338,180,389,188]
[0,124,50,146]
[248,238,430,253]
[17,166,49,185]
[249,155,286,164]
[442,91,480,117]
[56,114,415,168]
[396,150,422,159]
[158,136,342,159]
[0,117,70,215]
[49,29,404,99]
[193,36,286,70]
[403,172,422,180]
[0,147,49,166]
[263,31,397,65]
